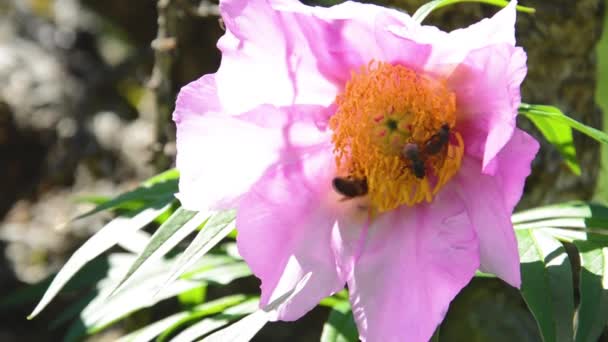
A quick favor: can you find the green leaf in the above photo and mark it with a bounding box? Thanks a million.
[74,169,179,220]
[201,310,269,342]
[178,285,207,308]
[201,288,297,342]
[520,104,608,146]
[183,261,252,285]
[142,168,179,186]
[412,0,535,23]
[512,201,608,224]
[512,202,608,245]
[573,242,608,342]
[517,229,575,342]
[167,298,259,342]
[157,295,248,342]
[118,313,192,342]
[154,210,236,298]
[525,112,580,175]
[0,255,111,310]
[28,201,171,319]
[116,298,255,342]
[108,208,207,296]
[63,253,215,341]
[320,300,359,342]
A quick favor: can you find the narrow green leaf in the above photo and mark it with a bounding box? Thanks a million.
[526,112,580,175]
[573,242,608,342]
[118,313,191,342]
[520,103,608,146]
[74,169,178,220]
[116,229,152,254]
[412,0,535,23]
[28,201,171,319]
[512,202,608,245]
[517,229,575,342]
[154,210,236,298]
[474,270,497,278]
[157,295,248,342]
[170,319,230,342]
[64,253,211,341]
[318,290,350,309]
[512,201,602,224]
[168,299,259,342]
[201,310,269,342]
[178,285,207,308]
[0,256,109,310]
[183,261,252,285]
[201,288,296,342]
[108,209,206,296]
[116,298,255,342]
[320,300,359,342]
[142,168,179,186]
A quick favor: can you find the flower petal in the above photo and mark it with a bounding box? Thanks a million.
[216,0,430,114]
[348,190,479,342]
[392,0,518,71]
[450,43,527,172]
[174,75,330,211]
[453,129,538,289]
[217,0,339,113]
[236,143,344,320]
[494,128,539,212]
[277,0,430,84]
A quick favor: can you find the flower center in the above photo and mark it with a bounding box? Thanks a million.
[329,62,464,213]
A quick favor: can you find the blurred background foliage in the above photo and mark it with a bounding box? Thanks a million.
[0,0,606,341]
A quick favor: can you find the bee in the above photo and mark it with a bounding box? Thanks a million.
[401,124,451,179]
[423,124,450,155]
[402,143,426,179]
[332,177,368,199]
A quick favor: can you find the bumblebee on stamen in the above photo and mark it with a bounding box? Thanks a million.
[332,177,368,199]
[401,124,451,179]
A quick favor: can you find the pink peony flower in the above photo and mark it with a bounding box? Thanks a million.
[173,0,539,340]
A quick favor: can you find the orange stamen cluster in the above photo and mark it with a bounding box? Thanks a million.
[329,61,464,212]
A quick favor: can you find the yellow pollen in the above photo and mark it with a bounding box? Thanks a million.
[329,61,464,213]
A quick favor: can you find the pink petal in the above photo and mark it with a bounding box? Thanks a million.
[392,0,518,72]
[217,0,339,113]
[450,43,527,172]
[277,0,431,84]
[331,204,373,283]
[494,128,539,212]
[453,130,537,289]
[174,75,330,211]
[216,0,430,115]
[236,144,344,320]
[348,190,479,342]
[173,74,221,123]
